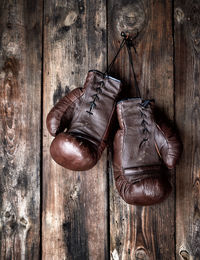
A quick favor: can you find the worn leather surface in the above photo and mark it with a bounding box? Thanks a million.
[113,98,182,205]
[46,70,122,170]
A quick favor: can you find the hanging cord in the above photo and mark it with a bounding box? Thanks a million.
[121,32,141,98]
[105,37,126,75]
[105,32,141,98]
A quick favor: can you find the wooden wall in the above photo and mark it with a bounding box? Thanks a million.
[0,0,199,259]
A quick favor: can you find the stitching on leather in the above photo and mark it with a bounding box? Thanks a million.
[155,123,169,156]
[97,101,117,157]
[49,88,86,136]
[97,81,122,158]
[71,73,95,124]
[154,141,162,158]
[121,104,126,176]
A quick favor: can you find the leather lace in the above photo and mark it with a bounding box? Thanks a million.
[86,32,141,115]
[138,100,153,149]
[86,80,104,115]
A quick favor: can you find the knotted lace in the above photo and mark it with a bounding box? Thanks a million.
[86,80,104,115]
[138,100,152,149]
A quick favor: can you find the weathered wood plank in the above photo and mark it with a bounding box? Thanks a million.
[42,0,108,259]
[0,0,42,259]
[108,0,175,259]
[174,1,200,258]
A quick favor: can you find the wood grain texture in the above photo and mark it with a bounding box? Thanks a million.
[174,0,200,259]
[0,0,42,259]
[42,0,108,259]
[0,1,199,259]
[108,0,175,259]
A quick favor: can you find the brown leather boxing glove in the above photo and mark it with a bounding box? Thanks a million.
[113,98,182,206]
[46,70,122,171]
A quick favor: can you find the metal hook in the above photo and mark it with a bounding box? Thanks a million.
[121,30,139,41]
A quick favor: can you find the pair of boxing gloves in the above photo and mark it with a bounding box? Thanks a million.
[46,70,182,206]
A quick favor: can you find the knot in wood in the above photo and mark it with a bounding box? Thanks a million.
[20,217,28,226]
[188,3,200,54]
[111,1,146,39]
[135,247,148,260]
[175,8,185,24]
[64,11,78,27]
[180,249,190,260]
